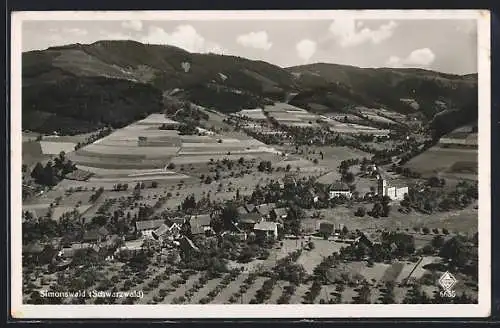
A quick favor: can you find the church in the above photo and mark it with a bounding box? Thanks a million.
[376,175,408,201]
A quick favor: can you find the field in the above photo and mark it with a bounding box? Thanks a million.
[264,103,323,127]
[22,132,98,167]
[64,113,283,186]
[40,141,78,155]
[304,203,478,236]
[323,118,390,136]
[22,103,478,306]
[404,146,477,179]
[358,109,397,125]
[313,146,371,169]
[234,109,268,121]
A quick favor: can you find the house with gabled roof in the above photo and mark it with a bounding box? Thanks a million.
[328,182,352,199]
[254,221,278,239]
[254,203,276,218]
[244,203,256,213]
[135,219,165,238]
[238,212,262,231]
[83,227,109,244]
[152,223,169,240]
[236,206,249,216]
[270,207,288,221]
[189,214,213,236]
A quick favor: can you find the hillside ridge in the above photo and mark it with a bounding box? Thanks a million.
[22,40,478,137]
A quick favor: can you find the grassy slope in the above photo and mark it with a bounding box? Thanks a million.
[22,41,478,137]
[287,63,478,137]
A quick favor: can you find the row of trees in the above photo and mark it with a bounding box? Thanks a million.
[401,181,478,214]
[30,151,77,186]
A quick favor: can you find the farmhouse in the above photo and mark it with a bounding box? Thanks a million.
[376,176,408,201]
[83,227,109,244]
[244,204,256,213]
[270,207,288,221]
[152,223,182,240]
[253,221,278,240]
[254,203,276,218]
[189,214,213,236]
[238,212,263,231]
[135,219,165,238]
[328,182,352,199]
[236,206,249,216]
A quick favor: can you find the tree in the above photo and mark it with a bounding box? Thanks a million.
[285,206,304,236]
[31,162,44,182]
[427,176,441,188]
[431,235,445,249]
[439,237,468,268]
[354,207,366,217]
[369,202,383,218]
[342,171,355,184]
[221,202,239,230]
[400,194,411,208]
[181,194,197,212]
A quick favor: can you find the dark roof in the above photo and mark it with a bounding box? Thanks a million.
[97,226,109,236]
[239,212,262,224]
[255,203,275,216]
[190,214,211,226]
[152,224,169,238]
[23,242,45,254]
[272,208,288,218]
[329,182,350,191]
[136,219,165,231]
[236,206,249,215]
[244,204,256,213]
[191,224,205,235]
[83,230,101,241]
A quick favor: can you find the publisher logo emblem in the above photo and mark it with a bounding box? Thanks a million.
[438,271,457,298]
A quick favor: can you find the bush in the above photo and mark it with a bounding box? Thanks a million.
[422,227,430,234]
[354,207,366,217]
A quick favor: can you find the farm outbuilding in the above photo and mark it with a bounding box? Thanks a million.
[136,219,166,238]
[328,182,352,199]
[254,221,278,239]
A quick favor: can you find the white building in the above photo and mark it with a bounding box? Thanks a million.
[328,182,352,199]
[377,177,408,201]
[135,219,165,238]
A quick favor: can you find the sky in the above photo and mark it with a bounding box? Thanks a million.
[22,18,478,74]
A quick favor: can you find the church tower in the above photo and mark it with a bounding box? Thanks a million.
[377,175,387,196]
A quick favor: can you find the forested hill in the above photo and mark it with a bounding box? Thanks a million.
[22,40,477,137]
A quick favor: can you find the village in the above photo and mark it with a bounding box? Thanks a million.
[22,101,479,305]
